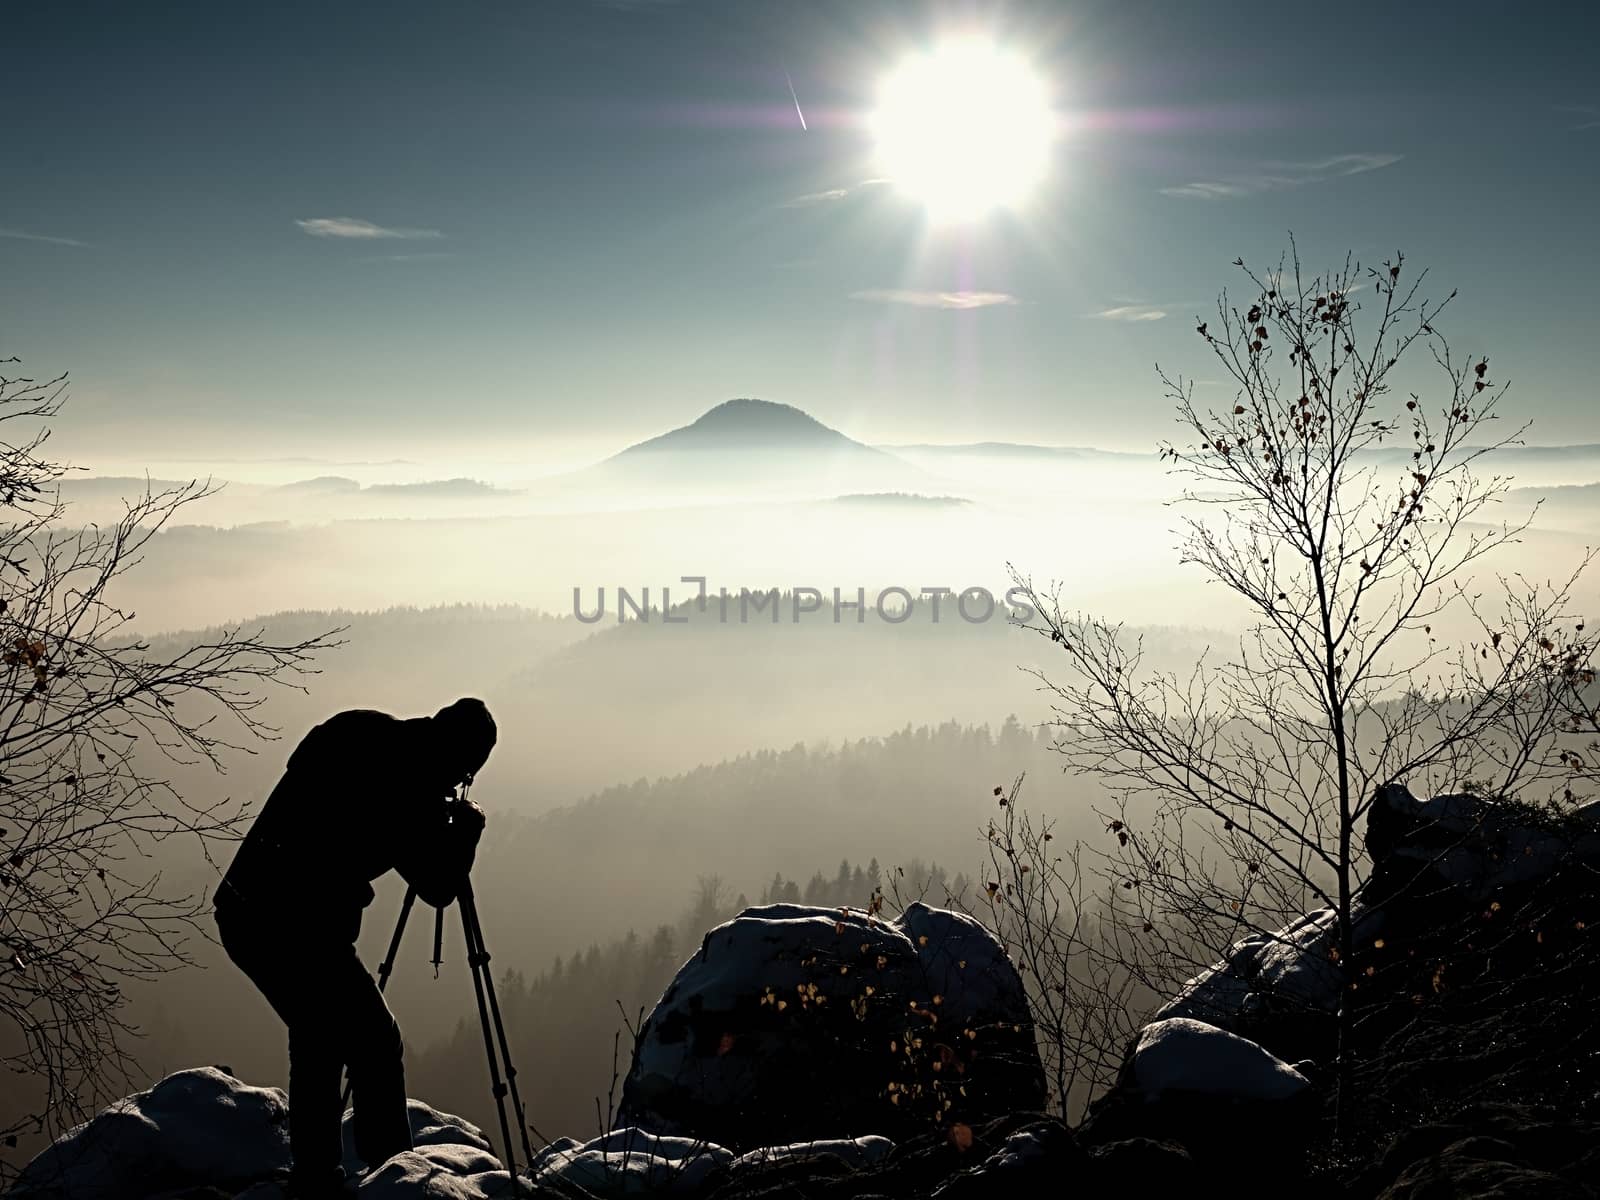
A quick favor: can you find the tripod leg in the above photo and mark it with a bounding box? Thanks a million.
[344,886,418,1109]
[460,883,536,1167]
[377,887,418,993]
[460,895,519,1180]
[432,904,445,978]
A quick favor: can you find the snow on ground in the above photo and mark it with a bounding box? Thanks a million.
[6,1067,909,1200]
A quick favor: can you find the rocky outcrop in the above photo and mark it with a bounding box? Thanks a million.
[530,1127,733,1195]
[14,790,1600,1199]
[1083,784,1600,1186]
[618,902,1044,1151]
[1146,787,1600,1065]
[1152,903,1384,1062]
[7,1067,514,1200]
[1365,1103,1600,1199]
[2,1073,1162,1200]
[1364,784,1600,907]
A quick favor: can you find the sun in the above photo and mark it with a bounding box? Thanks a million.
[869,37,1055,223]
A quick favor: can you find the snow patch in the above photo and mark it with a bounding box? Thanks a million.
[728,1135,894,1172]
[9,1067,290,1200]
[528,1127,733,1196]
[1156,905,1384,1027]
[9,1068,525,1200]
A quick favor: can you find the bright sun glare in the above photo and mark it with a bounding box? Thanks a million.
[870,37,1055,222]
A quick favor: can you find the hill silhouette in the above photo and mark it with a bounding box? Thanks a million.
[614,398,879,456]
[558,398,943,502]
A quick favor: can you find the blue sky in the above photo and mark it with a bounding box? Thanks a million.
[3,0,1597,462]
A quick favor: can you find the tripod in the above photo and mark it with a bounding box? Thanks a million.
[348,879,536,1181]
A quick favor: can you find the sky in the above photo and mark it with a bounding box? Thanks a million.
[4,0,1598,465]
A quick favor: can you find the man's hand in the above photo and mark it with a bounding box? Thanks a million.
[452,798,487,842]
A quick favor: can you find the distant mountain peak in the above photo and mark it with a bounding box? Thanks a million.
[688,398,831,433]
[615,398,877,457]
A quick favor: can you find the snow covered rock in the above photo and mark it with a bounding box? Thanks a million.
[1153,903,1384,1060]
[1156,906,1347,1023]
[1128,1018,1310,1102]
[1079,1019,1317,1171]
[929,1119,1082,1198]
[1375,1139,1591,1200]
[618,902,1044,1151]
[7,1067,527,1200]
[1366,1102,1600,1198]
[343,1098,498,1178]
[1085,1138,1198,1191]
[1152,786,1600,1067]
[726,1135,893,1173]
[8,1068,290,1200]
[329,1145,525,1200]
[1365,783,1600,907]
[528,1127,732,1196]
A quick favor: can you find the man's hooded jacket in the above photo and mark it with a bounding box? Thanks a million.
[219,708,486,942]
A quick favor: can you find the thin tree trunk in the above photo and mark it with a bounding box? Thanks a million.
[1333,728,1354,1147]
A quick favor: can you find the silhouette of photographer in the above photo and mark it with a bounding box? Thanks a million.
[215,698,496,1198]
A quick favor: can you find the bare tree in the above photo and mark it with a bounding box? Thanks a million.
[0,353,338,1174]
[1010,245,1596,1134]
[876,775,1145,1123]
[964,775,1144,1122]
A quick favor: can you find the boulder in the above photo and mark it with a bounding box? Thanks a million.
[1361,1103,1600,1200]
[341,1098,497,1179]
[1153,904,1384,1061]
[8,1067,528,1200]
[726,1136,893,1173]
[694,1112,1068,1200]
[9,1068,290,1200]
[1085,1138,1197,1191]
[1154,787,1600,1065]
[928,1118,1082,1198]
[1376,1139,1592,1200]
[1365,784,1600,909]
[346,1146,537,1199]
[618,902,1044,1151]
[1078,1020,1316,1174]
[1101,783,1600,1185]
[528,1127,733,1196]
[1127,1018,1310,1102]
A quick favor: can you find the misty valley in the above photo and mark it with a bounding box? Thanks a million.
[9,385,1600,1198]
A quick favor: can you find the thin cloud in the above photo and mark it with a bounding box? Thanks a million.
[369,252,454,262]
[295,217,443,240]
[1162,153,1401,199]
[782,178,890,208]
[1089,304,1167,322]
[0,227,87,247]
[1558,104,1600,131]
[1161,181,1252,200]
[851,289,1019,310]
[784,187,850,208]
